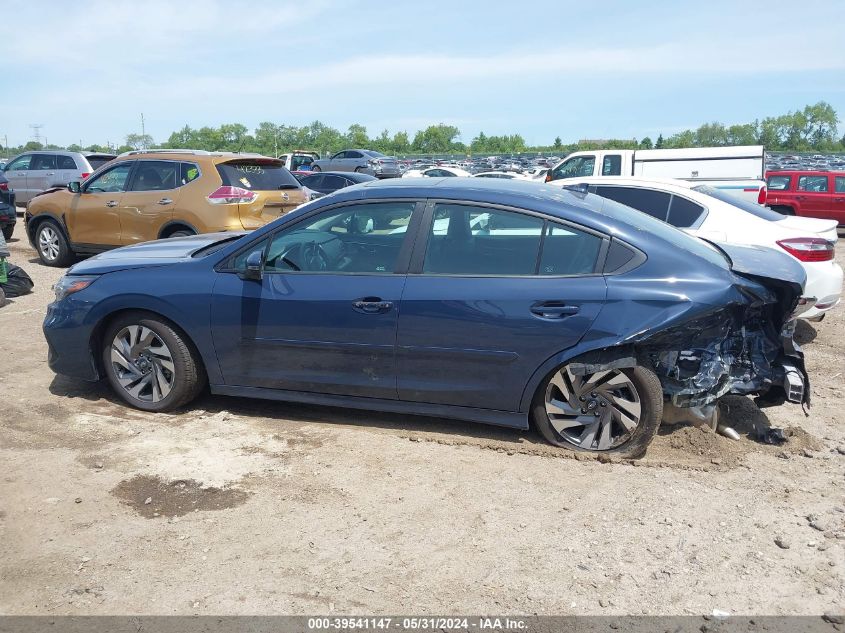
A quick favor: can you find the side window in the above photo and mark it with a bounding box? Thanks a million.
[231,237,269,271]
[667,195,706,228]
[263,202,416,273]
[766,175,791,190]
[601,154,622,176]
[85,163,133,193]
[539,223,602,275]
[347,151,363,159]
[321,175,347,189]
[57,155,78,170]
[332,151,347,160]
[301,174,324,189]
[130,160,177,191]
[6,155,32,171]
[797,175,828,192]
[552,156,596,180]
[30,154,57,170]
[596,186,671,221]
[836,177,845,193]
[180,162,200,185]
[423,204,543,275]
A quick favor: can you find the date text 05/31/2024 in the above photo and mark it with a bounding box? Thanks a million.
[307,617,527,630]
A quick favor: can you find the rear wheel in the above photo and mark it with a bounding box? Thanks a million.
[532,365,663,458]
[167,229,195,238]
[102,312,206,412]
[35,219,74,267]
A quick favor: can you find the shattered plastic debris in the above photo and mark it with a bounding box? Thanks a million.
[755,426,788,445]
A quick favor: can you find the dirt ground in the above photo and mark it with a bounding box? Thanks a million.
[0,220,843,616]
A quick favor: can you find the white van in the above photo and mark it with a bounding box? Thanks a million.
[546,145,767,204]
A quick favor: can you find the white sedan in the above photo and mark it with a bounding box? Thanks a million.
[473,171,529,180]
[551,176,842,321]
[403,166,472,178]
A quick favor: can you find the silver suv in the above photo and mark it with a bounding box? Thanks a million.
[3,151,116,205]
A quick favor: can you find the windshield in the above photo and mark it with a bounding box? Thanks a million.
[692,185,785,221]
[217,160,301,190]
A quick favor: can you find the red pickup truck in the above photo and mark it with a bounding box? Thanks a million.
[766,170,845,225]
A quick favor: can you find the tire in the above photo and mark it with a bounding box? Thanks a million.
[311,165,321,172]
[2,225,12,241]
[532,364,663,458]
[354,167,364,173]
[35,219,74,267]
[167,229,195,238]
[102,311,206,413]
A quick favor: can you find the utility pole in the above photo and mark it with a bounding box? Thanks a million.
[141,113,147,149]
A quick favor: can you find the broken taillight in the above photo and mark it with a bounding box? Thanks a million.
[776,237,834,262]
[207,186,257,205]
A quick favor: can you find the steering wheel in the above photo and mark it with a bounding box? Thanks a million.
[277,241,329,272]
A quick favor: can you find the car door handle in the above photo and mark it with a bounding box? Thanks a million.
[105,200,118,208]
[157,198,173,205]
[834,197,845,203]
[794,195,806,201]
[46,172,55,176]
[352,297,393,314]
[530,301,580,319]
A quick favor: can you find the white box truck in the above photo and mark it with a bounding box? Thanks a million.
[546,145,767,204]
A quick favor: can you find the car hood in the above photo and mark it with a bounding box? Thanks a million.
[67,232,246,275]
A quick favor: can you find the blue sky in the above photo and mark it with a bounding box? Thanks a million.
[2,0,845,148]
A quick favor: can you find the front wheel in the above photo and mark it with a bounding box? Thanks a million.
[102,312,206,412]
[35,220,74,267]
[532,365,663,458]
[167,230,195,238]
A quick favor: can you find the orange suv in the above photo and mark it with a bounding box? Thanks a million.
[25,150,307,266]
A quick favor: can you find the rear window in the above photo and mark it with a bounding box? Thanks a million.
[86,156,116,170]
[57,155,78,170]
[217,161,301,191]
[692,185,785,221]
[767,175,791,190]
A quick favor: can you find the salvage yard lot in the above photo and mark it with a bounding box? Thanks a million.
[0,222,843,615]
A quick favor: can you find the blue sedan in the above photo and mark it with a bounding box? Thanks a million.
[43,179,809,457]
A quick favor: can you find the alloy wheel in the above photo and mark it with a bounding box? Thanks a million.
[110,325,176,403]
[544,367,642,450]
[38,226,60,261]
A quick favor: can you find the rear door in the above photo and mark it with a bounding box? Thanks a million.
[28,154,58,194]
[396,202,607,412]
[833,176,845,225]
[795,174,835,220]
[118,159,180,244]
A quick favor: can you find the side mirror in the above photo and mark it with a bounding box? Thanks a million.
[67,181,81,193]
[241,250,264,281]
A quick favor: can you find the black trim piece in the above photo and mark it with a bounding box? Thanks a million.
[603,237,647,275]
[69,242,118,254]
[408,200,436,274]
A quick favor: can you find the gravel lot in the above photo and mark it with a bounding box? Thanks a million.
[0,220,843,616]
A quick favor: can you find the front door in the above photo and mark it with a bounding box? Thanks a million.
[66,162,134,246]
[210,200,420,398]
[119,159,180,245]
[397,202,607,412]
[4,154,32,202]
[834,176,845,225]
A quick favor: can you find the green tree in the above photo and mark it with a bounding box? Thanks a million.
[346,124,369,148]
[654,134,664,149]
[125,133,154,150]
[639,136,653,149]
[553,136,562,149]
[391,131,410,155]
[695,122,729,146]
[412,124,462,153]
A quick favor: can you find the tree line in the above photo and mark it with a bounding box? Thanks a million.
[3,102,842,159]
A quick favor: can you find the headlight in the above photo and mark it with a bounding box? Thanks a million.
[53,275,98,302]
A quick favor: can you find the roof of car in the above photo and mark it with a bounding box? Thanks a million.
[116,150,279,162]
[554,175,697,190]
[766,169,838,175]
